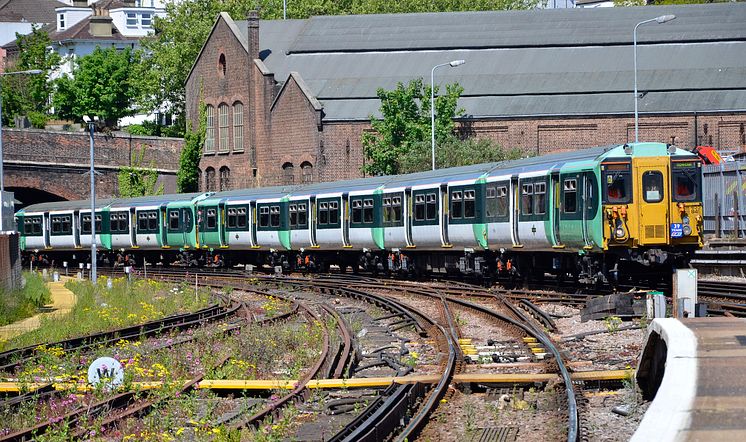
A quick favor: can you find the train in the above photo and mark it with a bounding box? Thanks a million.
[17,142,704,285]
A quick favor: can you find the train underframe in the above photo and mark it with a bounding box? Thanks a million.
[23,244,697,287]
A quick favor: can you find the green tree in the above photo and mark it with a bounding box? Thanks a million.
[362,78,463,176]
[52,47,138,127]
[177,101,206,193]
[398,136,525,173]
[137,0,542,133]
[118,145,164,197]
[0,25,61,127]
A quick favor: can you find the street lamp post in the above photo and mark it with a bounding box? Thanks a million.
[431,60,465,171]
[83,115,99,283]
[633,14,676,143]
[0,69,43,231]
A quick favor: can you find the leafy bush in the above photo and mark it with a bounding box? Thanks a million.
[26,111,48,129]
[0,271,51,327]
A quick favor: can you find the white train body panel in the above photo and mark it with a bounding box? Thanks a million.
[134,205,161,250]
[48,210,77,250]
[21,211,46,250]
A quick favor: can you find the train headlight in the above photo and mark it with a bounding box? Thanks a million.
[683,225,692,236]
[615,228,625,238]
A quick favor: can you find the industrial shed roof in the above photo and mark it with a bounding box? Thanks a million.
[221,3,746,120]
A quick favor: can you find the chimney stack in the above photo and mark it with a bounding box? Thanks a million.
[247,10,259,60]
[89,7,113,37]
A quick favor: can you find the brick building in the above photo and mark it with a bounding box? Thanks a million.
[185,3,746,191]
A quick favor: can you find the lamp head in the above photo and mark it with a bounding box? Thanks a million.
[449,60,466,67]
[655,14,676,24]
[83,116,91,123]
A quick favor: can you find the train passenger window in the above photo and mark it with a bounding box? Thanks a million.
[115,213,129,233]
[148,212,158,231]
[642,171,664,203]
[426,193,437,220]
[672,162,700,202]
[496,186,508,218]
[534,182,546,216]
[329,201,339,225]
[464,190,476,219]
[451,191,463,219]
[81,215,91,234]
[318,202,329,225]
[521,184,533,216]
[563,179,577,213]
[297,203,307,227]
[603,163,632,204]
[391,196,402,223]
[138,213,148,231]
[25,217,42,235]
[352,200,362,224]
[486,186,497,219]
[206,208,217,229]
[24,220,33,235]
[237,208,247,228]
[227,208,237,228]
[51,217,60,234]
[382,197,392,223]
[169,211,180,231]
[259,206,270,227]
[289,204,298,227]
[363,199,374,224]
[414,195,426,221]
[270,206,280,227]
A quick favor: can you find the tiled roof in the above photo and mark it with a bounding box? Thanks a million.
[0,0,67,23]
[50,14,138,42]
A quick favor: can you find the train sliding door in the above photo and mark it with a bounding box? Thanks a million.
[510,176,521,247]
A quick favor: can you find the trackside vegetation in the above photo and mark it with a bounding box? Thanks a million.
[0,272,51,327]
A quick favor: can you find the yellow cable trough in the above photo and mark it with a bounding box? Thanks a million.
[0,370,632,393]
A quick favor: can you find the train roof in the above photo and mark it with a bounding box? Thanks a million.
[200,185,296,203]
[20,198,117,214]
[109,192,206,209]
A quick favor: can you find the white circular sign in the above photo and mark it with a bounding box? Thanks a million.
[87,357,124,390]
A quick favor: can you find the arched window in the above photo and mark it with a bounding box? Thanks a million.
[301,161,313,184]
[218,103,229,153]
[205,167,215,192]
[204,106,215,153]
[233,102,244,153]
[282,162,294,185]
[218,53,226,76]
[219,166,230,191]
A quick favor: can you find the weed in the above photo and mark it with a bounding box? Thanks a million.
[604,315,622,333]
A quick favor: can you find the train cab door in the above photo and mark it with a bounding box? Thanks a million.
[129,207,137,247]
[550,172,561,247]
[404,187,414,247]
[510,176,521,247]
[439,183,450,246]
[635,158,670,245]
[73,210,81,248]
[309,196,318,247]
[249,201,258,247]
[342,193,351,247]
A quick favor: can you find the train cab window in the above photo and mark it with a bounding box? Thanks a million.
[328,201,339,225]
[642,171,664,203]
[563,179,577,213]
[672,161,701,202]
[351,200,362,224]
[169,210,180,231]
[206,208,217,229]
[259,206,270,227]
[521,184,533,216]
[451,191,463,219]
[270,205,280,227]
[414,195,426,221]
[534,182,546,216]
[603,163,632,204]
[426,193,437,220]
[464,190,476,219]
[363,199,374,224]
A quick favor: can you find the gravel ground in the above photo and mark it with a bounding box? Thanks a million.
[582,388,650,441]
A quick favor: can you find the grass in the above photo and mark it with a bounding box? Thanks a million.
[0,277,213,352]
[0,272,52,327]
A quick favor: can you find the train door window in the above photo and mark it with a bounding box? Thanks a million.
[521,183,533,215]
[603,163,632,204]
[414,194,426,221]
[328,201,339,225]
[486,185,497,219]
[534,182,546,215]
[237,207,247,228]
[297,203,308,227]
[169,210,180,231]
[289,204,298,227]
[426,193,437,220]
[451,191,463,219]
[206,208,217,230]
[259,206,270,227]
[318,202,329,225]
[270,206,280,227]
[352,200,362,224]
[382,197,392,223]
[563,179,577,213]
[642,171,664,203]
[464,189,476,219]
[363,199,374,224]
[672,161,701,202]
[496,186,508,218]
[227,208,237,228]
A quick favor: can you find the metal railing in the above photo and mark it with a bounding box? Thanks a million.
[703,160,746,239]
